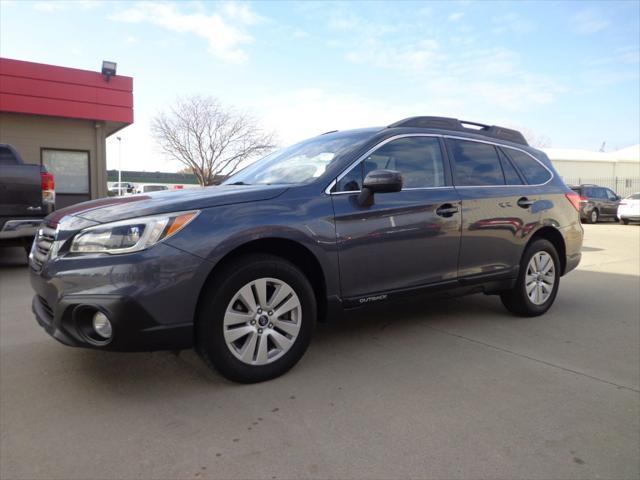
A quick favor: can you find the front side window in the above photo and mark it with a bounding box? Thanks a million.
[42,149,90,194]
[334,136,445,192]
[505,149,552,185]
[606,189,618,201]
[448,139,504,186]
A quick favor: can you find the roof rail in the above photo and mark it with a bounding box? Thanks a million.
[388,116,529,146]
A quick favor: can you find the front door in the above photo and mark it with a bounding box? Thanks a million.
[330,135,462,302]
[603,188,620,216]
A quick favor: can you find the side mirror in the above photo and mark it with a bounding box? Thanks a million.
[357,169,403,206]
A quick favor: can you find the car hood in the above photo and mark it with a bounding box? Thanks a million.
[47,184,289,225]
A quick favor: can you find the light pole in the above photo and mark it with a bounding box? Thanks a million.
[117,136,122,196]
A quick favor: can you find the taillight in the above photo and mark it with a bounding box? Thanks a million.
[619,202,627,206]
[41,172,55,205]
[579,196,588,203]
[565,192,581,211]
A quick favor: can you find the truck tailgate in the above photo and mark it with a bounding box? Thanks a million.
[0,164,43,216]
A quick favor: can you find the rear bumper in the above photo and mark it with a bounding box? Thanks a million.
[0,218,43,240]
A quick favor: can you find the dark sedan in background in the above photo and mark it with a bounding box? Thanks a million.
[570,184,621,223]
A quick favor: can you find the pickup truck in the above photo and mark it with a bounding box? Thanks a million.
[0,144,55,252]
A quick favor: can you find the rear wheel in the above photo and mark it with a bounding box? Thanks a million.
[620,218,630,225]
[500,239,560,317]
[587,209,599,224]
[196,254,316,383]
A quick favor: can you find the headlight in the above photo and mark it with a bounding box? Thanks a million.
[70,211,199,255]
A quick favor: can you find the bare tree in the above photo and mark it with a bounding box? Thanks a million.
[515,126,552,148]
[152,96,275,186]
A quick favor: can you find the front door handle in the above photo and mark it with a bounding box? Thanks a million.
[517,197,535,209]
[436,203,459,217]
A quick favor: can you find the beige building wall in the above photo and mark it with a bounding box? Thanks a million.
[0,112,108,200]
[552,160,616,178]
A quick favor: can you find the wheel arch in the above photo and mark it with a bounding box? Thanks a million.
[527,226,567,274]
[195,236,330,324]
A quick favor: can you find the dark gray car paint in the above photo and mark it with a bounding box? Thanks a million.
[29,126,583,351]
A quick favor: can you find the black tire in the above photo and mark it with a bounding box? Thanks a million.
[196,254,316,383]
[620,218,629,225]
[500,239,561,317]
[586,209,599,224]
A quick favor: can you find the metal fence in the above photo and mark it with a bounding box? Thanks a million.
[561,177,640,197]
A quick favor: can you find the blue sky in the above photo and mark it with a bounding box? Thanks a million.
[1,0,639,171]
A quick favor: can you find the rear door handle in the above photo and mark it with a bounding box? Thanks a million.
[517,197,535,209]
[436,204,459,217]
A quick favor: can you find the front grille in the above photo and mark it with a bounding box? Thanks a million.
[31,225,57,271]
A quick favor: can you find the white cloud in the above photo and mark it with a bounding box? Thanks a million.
[491,13,535,35]
[572,9,609,34]
[221,2,265,25]
[448,12,464,22]
[33,1,65,12]
[109,2,263,63]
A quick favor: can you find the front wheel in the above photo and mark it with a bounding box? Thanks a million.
[500,239,561,317]
[196,254,316,383]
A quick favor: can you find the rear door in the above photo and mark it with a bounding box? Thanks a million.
[330,135,462,301]
[446,138,546,280]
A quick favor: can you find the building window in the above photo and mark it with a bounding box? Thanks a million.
[42,149,90,194]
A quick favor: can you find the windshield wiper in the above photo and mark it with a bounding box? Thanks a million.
[228,181,251,185]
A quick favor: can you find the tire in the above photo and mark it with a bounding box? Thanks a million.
[500,239,561,317]
[620,218,629,225]
[586,209,599,224]
[196,254,316,383]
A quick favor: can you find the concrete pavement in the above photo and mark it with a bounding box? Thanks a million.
[1,224,638,479]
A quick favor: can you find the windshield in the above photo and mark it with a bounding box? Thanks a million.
[224,131,373,186]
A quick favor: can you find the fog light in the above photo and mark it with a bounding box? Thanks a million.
[92,312,112,339]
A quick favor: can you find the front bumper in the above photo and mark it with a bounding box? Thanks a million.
[30,242,211,351]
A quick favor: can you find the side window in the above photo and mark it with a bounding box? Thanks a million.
[335,162,363,192]
[504,149,551,185]
[606,189,618,201]
[334,136,445,192]
[497,148,524,185]
[448,139,505,186]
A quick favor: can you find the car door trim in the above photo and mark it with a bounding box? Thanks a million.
[324,133,554,194]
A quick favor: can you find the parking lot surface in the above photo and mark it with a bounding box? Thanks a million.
[1,224,639,480]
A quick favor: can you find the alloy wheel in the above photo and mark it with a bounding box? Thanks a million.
[525,252,556,306]
[223,278,302,365]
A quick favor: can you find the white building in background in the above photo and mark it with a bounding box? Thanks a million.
[542,144,640,196]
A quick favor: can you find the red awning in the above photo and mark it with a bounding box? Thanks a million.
[0,57,133,126]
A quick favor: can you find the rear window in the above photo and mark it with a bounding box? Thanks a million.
[504,149,552,185]
[497,148,524,185]
[0,146,18,166]
[448,139,505,186]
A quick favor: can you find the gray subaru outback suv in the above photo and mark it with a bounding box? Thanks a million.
[30,117,583,383]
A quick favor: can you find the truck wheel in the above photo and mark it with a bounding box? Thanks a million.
[500,239,560,317]
[196,254,316,383]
